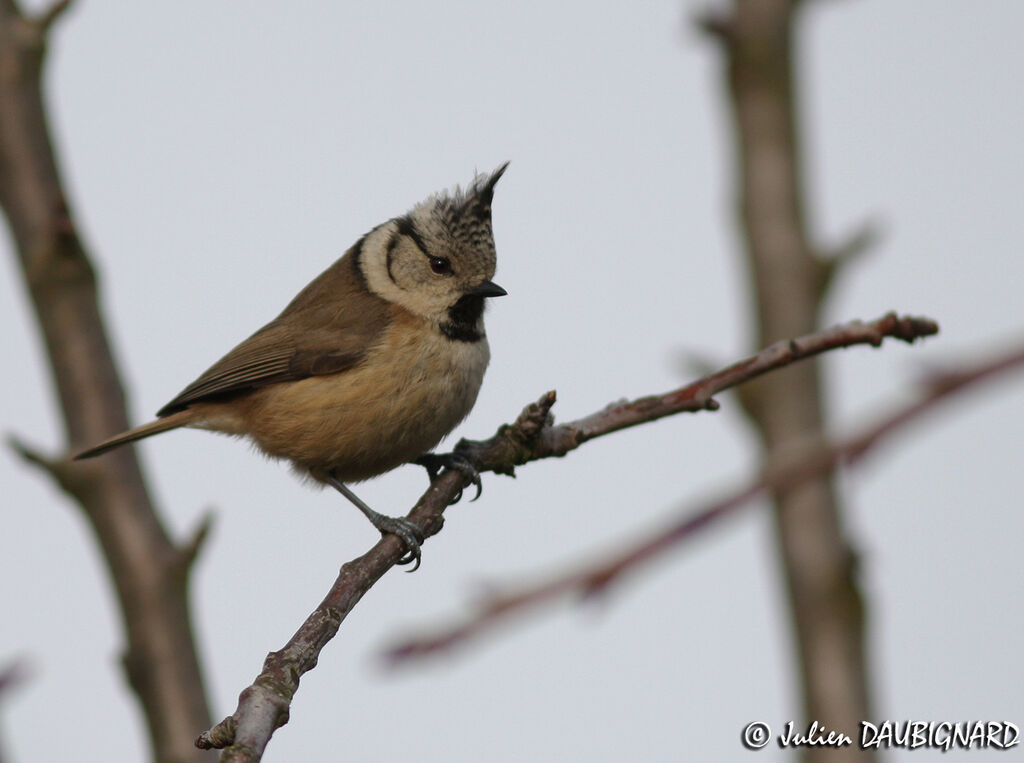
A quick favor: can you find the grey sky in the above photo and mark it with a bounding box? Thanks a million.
[2,1,1022,761]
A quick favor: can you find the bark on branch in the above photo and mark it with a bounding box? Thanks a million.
[198,312,937,761]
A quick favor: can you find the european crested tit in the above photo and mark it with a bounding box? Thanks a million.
[76,163,510,568]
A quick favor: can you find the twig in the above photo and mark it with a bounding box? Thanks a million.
[532,312,935,459]
[175,511,216,576]
[198,312,937,759]
[35,0,71,31]
[0,659,30,698]
[383,341,1024,664]
[818,219,882,294]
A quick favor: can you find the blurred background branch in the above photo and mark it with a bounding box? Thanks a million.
[704,1,873,757]
[0,2,212,761]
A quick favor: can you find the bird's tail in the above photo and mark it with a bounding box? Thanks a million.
[74,410,193,459]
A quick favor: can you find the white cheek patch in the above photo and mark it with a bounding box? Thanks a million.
[360,223,408,306]
[359,223,454,322]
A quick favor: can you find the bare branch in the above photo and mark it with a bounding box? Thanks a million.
[7,435,66,482]
[0,657,31,763]
[531,312,935,460]
[383,341,1024,664]
[199,312,937,758]
[0,659,30,697]
[818,219,883,294]
[694,9,735,42]
[176,511,216,575]
[34,0,71,31]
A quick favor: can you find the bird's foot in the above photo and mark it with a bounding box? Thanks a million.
[328,475,425,571]
[368,513,425,570]
[415,452,482,503]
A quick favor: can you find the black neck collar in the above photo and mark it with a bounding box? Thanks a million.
[440,294,486,342]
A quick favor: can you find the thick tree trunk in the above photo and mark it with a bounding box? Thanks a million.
[706,1,873,758]
[0,3,214,761]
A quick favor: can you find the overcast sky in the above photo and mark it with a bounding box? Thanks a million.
[3,1,1022,761]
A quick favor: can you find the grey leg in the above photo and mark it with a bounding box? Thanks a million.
[327,474,425,571]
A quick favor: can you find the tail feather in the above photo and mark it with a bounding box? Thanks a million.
[74,411,193,459]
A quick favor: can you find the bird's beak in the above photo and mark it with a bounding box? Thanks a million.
[468,280,508,298]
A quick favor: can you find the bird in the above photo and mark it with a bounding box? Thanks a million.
[75,163,509,569]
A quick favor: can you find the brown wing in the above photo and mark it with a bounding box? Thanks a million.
[157,242,391,416]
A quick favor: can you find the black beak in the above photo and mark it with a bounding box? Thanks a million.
[468,280,508,298]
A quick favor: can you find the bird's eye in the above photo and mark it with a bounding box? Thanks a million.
[429,257,452,275]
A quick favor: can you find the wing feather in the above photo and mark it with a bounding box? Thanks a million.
[156,244,392,416]
[157,325,304,415]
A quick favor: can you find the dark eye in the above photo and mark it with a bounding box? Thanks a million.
[429,257,452,275]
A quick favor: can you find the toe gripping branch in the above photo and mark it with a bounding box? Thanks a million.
[328,475,426,570]
[415,450,483,503]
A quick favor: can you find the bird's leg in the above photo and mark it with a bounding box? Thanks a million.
[414,451,482,503]
[326,473,425,571]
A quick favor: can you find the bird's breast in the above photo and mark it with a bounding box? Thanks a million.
[235,315,490,482]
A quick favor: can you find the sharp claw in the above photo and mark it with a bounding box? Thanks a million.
[384,519,423,571]
[396,548,421,571]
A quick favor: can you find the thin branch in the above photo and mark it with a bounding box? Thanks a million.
[818,219,882,294]
[34,0,71,31]
[198,312,937,759]
[0,659,30,698]
[383,341,1024,664]
[7,435,65,481]
[175,511,216,575]
[532,312,935,459]
[0,657,31,763]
